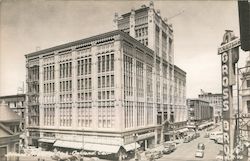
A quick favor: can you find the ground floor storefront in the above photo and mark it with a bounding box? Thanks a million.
[27,127,158,160]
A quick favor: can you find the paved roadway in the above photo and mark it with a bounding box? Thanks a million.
[157,130,223,161]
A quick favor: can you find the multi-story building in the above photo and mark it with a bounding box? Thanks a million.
[240,56,250,157]
[26,30,158,156]
[0,94,26,130]
[186,99,214,128]
[0,102,22,161]
[173,65,187,129]
[198,92,222,123]
[114,1,187,142]
[25,2,187,158]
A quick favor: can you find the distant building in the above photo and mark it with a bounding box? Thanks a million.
[186,99,214,128]
[0,94,26,130]
[198,92,222,123]
[0,102,22,161]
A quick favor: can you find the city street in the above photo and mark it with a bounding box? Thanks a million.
[158,130,222,161]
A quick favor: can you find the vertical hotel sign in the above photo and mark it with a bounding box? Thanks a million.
[218,30,240,161]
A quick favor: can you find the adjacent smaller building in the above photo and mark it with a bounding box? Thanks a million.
[0,102,22,161]
[239,56,250,158]
[198,92,222,123]
[0,94,26,130]
[186,99,214,129]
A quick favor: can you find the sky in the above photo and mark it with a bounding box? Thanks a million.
[0,0,248,98]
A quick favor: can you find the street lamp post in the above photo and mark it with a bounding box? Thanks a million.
[80,128,84,161]
[133,133,138,161]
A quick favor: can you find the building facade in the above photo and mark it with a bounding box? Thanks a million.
[26,30,161,156]
[240,56,250,156]
[173,65,187,129]
[0,102,22,161]
[187,99,214,127]
[198,92,222,123]
[0,94,26,131]
[114,1,187,141]
[25,2,187,157]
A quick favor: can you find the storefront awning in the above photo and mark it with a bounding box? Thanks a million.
[123,143,140,152]
[84,143,121,153]
[53,140,121,153]
[38,138,56,143]
[54,140,83,149]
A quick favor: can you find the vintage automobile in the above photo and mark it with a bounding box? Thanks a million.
[195,143,205,158]
[197,143,205,150]
[215,135,223,144]
[162,142,176,154]
[195,149,204,158]
[183,136,190,143]
[145,150,162,160]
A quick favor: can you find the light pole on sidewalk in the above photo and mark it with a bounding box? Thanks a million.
[133,133,138,161]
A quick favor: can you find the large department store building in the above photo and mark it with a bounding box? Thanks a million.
[25,2,187,156]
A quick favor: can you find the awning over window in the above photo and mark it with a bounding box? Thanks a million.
[38,138,56,144]
[123,143,140,152]
[53,140,121,153]
[84,143,121,153]
[53,140,83,149]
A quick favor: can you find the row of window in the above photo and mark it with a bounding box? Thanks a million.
[60,80,72,92]
[28,66,39,81]
[59,104,72,127]
[44,83,55,93]
[77,58,92,76]
[136,61,144,98]
[77,92,92,101]
[44,65,55,81]
[78,103,92,127]
[135,27,148,38]
[60,94,72,102]
[98,75,114,88]
[97,54,114,73]
[146,66,153,101]
[124,101,154,128]
[98,101,115,128]
[137,102,145,127]
[124,55,133,98]
[44,106,55,126]
[98,90,115,100]
[60,62,72,78]
[77,78,92,90]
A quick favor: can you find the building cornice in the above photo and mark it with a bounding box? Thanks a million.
[25,30,154,58]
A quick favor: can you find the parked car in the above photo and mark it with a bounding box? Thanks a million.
[210,131,223,140]
[204,132,209,138]
[183,136,190,143]
[151,150,162,159]
[197,143,205,150]
[215,136,223,144]
[195,149,204,158]
[162,143,176,154]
